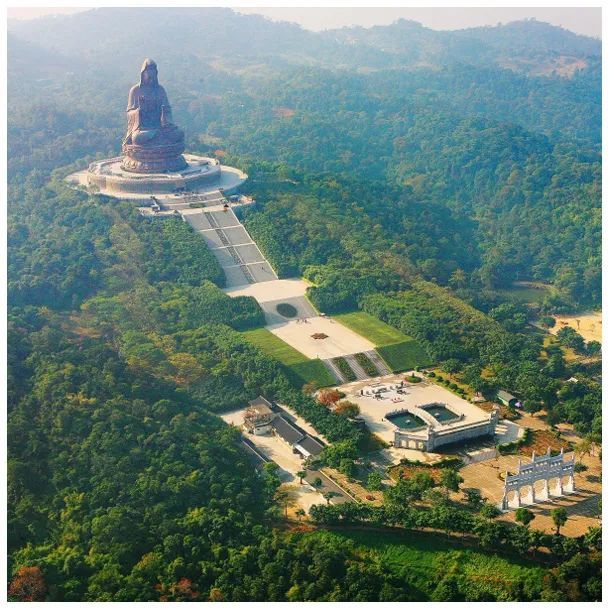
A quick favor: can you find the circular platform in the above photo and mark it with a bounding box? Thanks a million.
[66,153,247,199]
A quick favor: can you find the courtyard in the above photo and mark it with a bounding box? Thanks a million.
[220,405,351,509]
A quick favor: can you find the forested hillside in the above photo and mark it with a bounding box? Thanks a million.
[7,8,601,601]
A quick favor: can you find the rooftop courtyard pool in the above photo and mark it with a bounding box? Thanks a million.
[422,403,460,424]
[386,412,425,430]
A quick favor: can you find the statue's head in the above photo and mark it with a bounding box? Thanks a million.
[140,58,158,86]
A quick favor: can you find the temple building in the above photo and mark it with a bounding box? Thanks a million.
[243,397,276,435]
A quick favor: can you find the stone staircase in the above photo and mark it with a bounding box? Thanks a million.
[344,354,369,381]
[206,213,255,283]
[322,358,347,384]
[364,349,391,376]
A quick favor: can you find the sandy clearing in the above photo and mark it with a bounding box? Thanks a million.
[550,311,602,342]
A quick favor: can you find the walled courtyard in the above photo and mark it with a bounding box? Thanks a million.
[338,374,518,462]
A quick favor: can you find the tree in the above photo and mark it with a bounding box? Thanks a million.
[551,507,568,535]
[574,437,593,464]
[440,468,463,498]
[515,507,535,527]
[423,488,447,507]
[275,486,298,519]
[556,327,585,353]
[312,477,323,492]
[366,471,383,491]
[323,491,337,505]
[295,508,306,522]
[296,470,307,485]
[464,488,484,510]
[334,400,360,417]
[8,566,47,602]
[208,588,225,602]
[480,504,501,519]
[339,458,356,481]
[540,316,556,328]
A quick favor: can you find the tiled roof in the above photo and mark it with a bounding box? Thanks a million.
[295,435,325,457]
[497,390,516,402]
[272,415,305,445]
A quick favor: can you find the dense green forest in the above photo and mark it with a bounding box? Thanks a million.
[7,8,601,601]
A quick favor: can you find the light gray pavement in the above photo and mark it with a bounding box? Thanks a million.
[224,266,252,287]
[364,350,391,375]
[222,226,255,245]
[259,296,319,325]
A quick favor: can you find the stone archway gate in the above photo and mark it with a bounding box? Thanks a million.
[500,448,575,510]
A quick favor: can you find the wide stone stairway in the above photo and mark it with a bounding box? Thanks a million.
[180,199,277,287]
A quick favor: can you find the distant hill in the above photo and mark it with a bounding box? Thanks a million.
[8,8,600,76]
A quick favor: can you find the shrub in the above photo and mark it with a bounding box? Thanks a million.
[333,357,357,382]
[317,388,343,406]
[276,302,298,318]
[335,401,360,417]
[354,352,379,376]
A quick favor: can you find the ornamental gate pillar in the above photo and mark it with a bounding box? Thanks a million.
[541,479,549,501]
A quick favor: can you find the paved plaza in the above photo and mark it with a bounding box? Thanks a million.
[340,375,492,445]
[226,279,374,358]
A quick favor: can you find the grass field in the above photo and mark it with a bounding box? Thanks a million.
[334,311,432,372]
[377,338,433,372]
[242,328,335,387]
[242,328,308,365]
[286,360,336,388]
[495,282,554,305]
[377,339,432,372]
[334,311,408,346]
[306,529,543,600]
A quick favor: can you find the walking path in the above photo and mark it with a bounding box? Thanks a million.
[169,194,385,380]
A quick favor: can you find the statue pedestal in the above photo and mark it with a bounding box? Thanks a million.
[122,139,187,174]
[66,153,247,200]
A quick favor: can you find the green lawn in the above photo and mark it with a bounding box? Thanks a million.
[334,311,432,372]
[286,360,336,388]
[242,328,335,387]
[334,311,409,346]
[242,328,308,365]
[495,283,554,305]
[378,339,432,372]
[307,529,543,601]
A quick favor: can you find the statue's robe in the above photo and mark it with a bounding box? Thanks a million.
[125,83,172,145]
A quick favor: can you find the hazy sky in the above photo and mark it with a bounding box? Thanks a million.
[7,6,602,38]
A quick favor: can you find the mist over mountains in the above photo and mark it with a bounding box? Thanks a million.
[9,7,600,75]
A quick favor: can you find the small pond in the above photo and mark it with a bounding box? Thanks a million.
[422,403,459,423]
[386,412,426,430]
